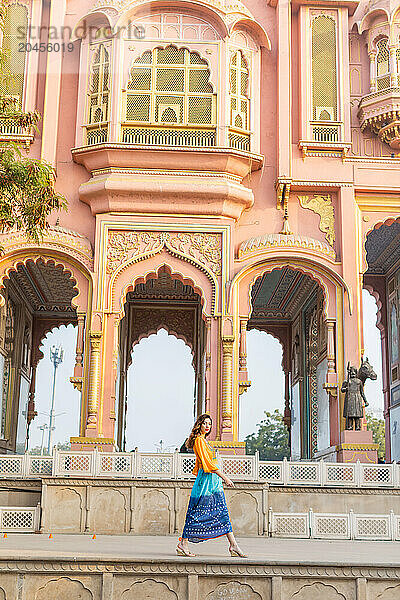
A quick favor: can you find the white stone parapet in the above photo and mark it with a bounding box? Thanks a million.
[270,508,400,541]
[0,452,399,488]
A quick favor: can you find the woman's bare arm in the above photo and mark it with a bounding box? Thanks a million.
[214,468,234,487]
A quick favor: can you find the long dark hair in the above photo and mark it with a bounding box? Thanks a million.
[186,413,212,449]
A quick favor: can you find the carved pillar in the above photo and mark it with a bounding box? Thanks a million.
[283,370,291,434]
[71,312,85,391]
[205,317,211,413]
[326,319,336,374]
[369,50,377,92]
[238,319,251,395]
[324,318,339,447]
[239,319,247,370]
[86,332,102,430]
[221,336,234,435]
[26,365,38,434]
[389,44,398,87]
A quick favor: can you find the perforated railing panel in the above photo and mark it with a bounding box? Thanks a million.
[288,463,319,484]
[139,454,174,478]
[325,464,356,486]
[122,126,216,147]
[0,508,37,532]
[220,457,254,480]
[98,453,132,476]
[0,457,23,477]
[259,462,283,483]
[271,514,309,538]
[313,514,350,538]
[355,515,391,540]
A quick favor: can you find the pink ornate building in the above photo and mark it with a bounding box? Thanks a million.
[1,0,400,461]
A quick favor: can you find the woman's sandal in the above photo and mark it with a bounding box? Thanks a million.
[229,546,248,558]
[176,544,196,557]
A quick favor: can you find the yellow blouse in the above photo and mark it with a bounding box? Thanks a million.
[193,435,219,475]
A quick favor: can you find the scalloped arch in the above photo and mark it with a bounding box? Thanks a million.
[35,577,92,600]
[132,326,195,353]
[247,266,326,318]
[0,252,92,313]
[247,325,287,370]
[230,257,350,320]
[70,10,114,41]
[363,284,384,332]
[292,582,345,600]
[363,214,400,273]
[34,322,77,368]
[126,43,217,93]
[109,253,216,316]
[116,0,229,38]
[359,8,390,35]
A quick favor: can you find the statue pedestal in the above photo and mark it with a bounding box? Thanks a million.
[336,430,378,463]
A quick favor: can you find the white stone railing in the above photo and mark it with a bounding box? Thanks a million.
[0,452,399,487]
[269,508,400,541]
[0,505,40,533]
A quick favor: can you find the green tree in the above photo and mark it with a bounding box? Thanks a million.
[366,412,385,462]
[0,0,65,241]
[28,441,71,455]
[245,409,290,460]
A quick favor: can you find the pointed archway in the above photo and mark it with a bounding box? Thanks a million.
[116,266,206,450]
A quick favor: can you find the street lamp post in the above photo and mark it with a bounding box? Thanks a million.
[47,345,64,454]
[38,423,49,455]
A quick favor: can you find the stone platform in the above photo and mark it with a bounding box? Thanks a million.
[0,534,399,599]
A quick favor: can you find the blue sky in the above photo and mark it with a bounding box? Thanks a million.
[28,290,383,451]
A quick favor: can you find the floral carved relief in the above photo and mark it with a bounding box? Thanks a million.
[298,195,336,247]
[107,231,222,277]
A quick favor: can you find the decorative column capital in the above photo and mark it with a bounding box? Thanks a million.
[90,331,102,349]
[221,335,234,354]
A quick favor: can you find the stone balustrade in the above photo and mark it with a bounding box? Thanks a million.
[0,452,399,489]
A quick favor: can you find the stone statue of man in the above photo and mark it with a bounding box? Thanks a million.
[341,365,368,431]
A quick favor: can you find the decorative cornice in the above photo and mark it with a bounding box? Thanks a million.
[91,167,242,183]
[91,0,253,18]
[270,486,400,495]
[0,226,93,270]
[70,436,114,445]
[0,559,399,578]
[336,443,379,450]
[298,140,351,159]
[238,233,335,260]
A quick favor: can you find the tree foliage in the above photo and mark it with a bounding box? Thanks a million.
[245,409,290,460]
[0,0,66,241]
[366,412,385,462]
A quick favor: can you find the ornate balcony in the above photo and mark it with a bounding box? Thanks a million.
[0,117,34,148]
[358,88,400,149]
[72,142,263,220]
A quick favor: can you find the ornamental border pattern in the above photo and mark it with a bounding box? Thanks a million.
[0,559,400,578]
[106,231,222,278]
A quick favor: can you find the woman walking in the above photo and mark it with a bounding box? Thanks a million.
[176,413,247,557]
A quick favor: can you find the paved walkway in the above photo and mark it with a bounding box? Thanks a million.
[0,534,398,566]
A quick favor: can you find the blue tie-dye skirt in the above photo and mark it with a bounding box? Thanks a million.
[182,469,232,543]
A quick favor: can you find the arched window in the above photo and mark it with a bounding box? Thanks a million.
[229,49,250,151]
[311,15,337,122]
[124,45,216,144]
[0,2,28,108]
[86,44,110,144]
[376,38,390,90]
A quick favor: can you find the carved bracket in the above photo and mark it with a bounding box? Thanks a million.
[298,194,335,246]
